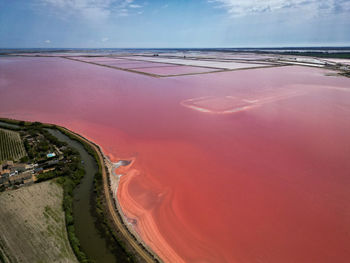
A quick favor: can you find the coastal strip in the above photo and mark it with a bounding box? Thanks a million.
[0,118,161,263]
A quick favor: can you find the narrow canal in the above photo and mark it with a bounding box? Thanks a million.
[48,129,127,263]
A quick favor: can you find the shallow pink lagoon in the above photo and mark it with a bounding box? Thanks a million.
[1,57,350,263]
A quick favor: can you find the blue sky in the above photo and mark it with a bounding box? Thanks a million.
[0,0,350,48]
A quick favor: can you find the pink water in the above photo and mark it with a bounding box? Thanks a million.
[1,57,350,263]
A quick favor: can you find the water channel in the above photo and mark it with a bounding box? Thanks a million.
[48,129,128,263]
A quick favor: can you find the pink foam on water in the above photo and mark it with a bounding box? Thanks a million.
[1,57,350,263]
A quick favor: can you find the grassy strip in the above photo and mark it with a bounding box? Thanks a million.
[0,251,5,263]
[93,171,136,262]
[0,242,12,263]
[55,168,89,262]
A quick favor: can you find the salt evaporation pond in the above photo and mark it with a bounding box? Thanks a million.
[1,57,350,263]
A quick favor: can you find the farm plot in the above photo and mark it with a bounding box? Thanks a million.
[0,181,78,263]
[0,128,26,161]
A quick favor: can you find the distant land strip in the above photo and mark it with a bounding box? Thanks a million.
[63,56,285,78]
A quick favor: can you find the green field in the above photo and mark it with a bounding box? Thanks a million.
[0,128,26,161]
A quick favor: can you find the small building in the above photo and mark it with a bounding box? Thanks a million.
[43,167,55,173]
[0,173,10,187]
[0,161,36,188]
[1,161,13,170]
[13,163,33,170]
[4,160,14,166]
[8,171,33,185]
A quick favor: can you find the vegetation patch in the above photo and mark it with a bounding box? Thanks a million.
[93,171,137,263]
[0,181,78,263]
[54,161,89,262]
[0,128,26,162]
[340,72,350,78]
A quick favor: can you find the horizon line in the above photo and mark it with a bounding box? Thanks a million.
[1,46,350,50]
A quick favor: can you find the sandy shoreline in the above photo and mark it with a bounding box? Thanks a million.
[104,158,164,261]
[109,159,187,263]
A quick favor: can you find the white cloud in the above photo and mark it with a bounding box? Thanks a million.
[210,0,350,17]
[118,8,129,16]
[101,37,109,42]
[40,0,140,20]
[44,39,51,43]
[129,4,142,8]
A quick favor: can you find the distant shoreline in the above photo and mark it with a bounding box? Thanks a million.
[1,47,350,59]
